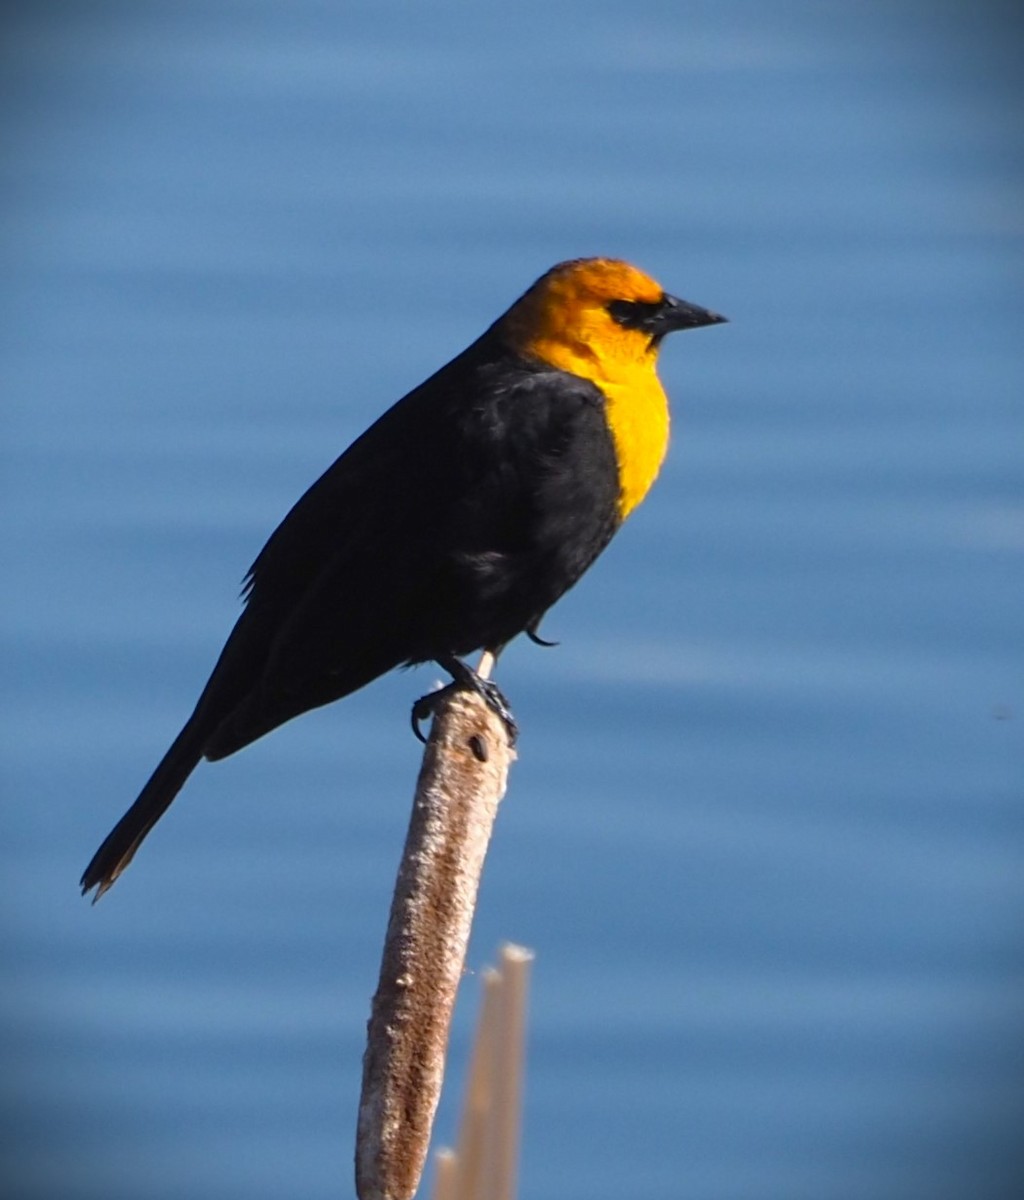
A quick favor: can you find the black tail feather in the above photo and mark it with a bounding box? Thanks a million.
[80,720,207,901]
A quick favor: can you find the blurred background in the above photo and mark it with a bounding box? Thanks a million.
[2,2,1022,1197]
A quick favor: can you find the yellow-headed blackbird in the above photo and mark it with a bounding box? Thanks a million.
[81,257,725,898]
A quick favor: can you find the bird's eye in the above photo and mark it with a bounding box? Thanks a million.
[607,298,665,331]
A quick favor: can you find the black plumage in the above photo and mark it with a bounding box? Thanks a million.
[81,257,724,898]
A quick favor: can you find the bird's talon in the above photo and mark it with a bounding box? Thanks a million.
[526,622,558,648]
[411,703,429,743]
[476,678,519,745]
[411,683,453,743]
[410,661,518,746]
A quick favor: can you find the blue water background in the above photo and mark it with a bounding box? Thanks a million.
[2,3,1022,1198]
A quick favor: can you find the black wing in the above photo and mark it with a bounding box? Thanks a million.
[199,347,621,758]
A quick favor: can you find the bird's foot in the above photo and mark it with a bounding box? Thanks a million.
[411,658,518,746]
[525,619,558,648]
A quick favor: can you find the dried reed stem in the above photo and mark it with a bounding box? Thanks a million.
[356,684,514,1200]
[434,943,534,1200]
[487,944,533,1200]
[430,1149,458,1200]
[447,965,501,1199]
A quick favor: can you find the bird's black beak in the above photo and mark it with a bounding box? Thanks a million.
[656,293,728,334]
[608,293,728,343]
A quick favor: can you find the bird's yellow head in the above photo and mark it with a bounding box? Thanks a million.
[501,257,725,387]
[501,258,726,520]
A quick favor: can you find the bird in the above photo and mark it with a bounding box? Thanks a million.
[81,257,726,899]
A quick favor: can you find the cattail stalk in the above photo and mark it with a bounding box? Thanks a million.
[356,678,514,1200]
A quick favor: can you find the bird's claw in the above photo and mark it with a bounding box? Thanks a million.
[525,621,558,648]
[411,684,452,743]
[474,676,519,744]
[411,665,518,746]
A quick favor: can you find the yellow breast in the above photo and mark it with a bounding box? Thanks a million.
[598,371,671,520]
[517,328,671,522]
